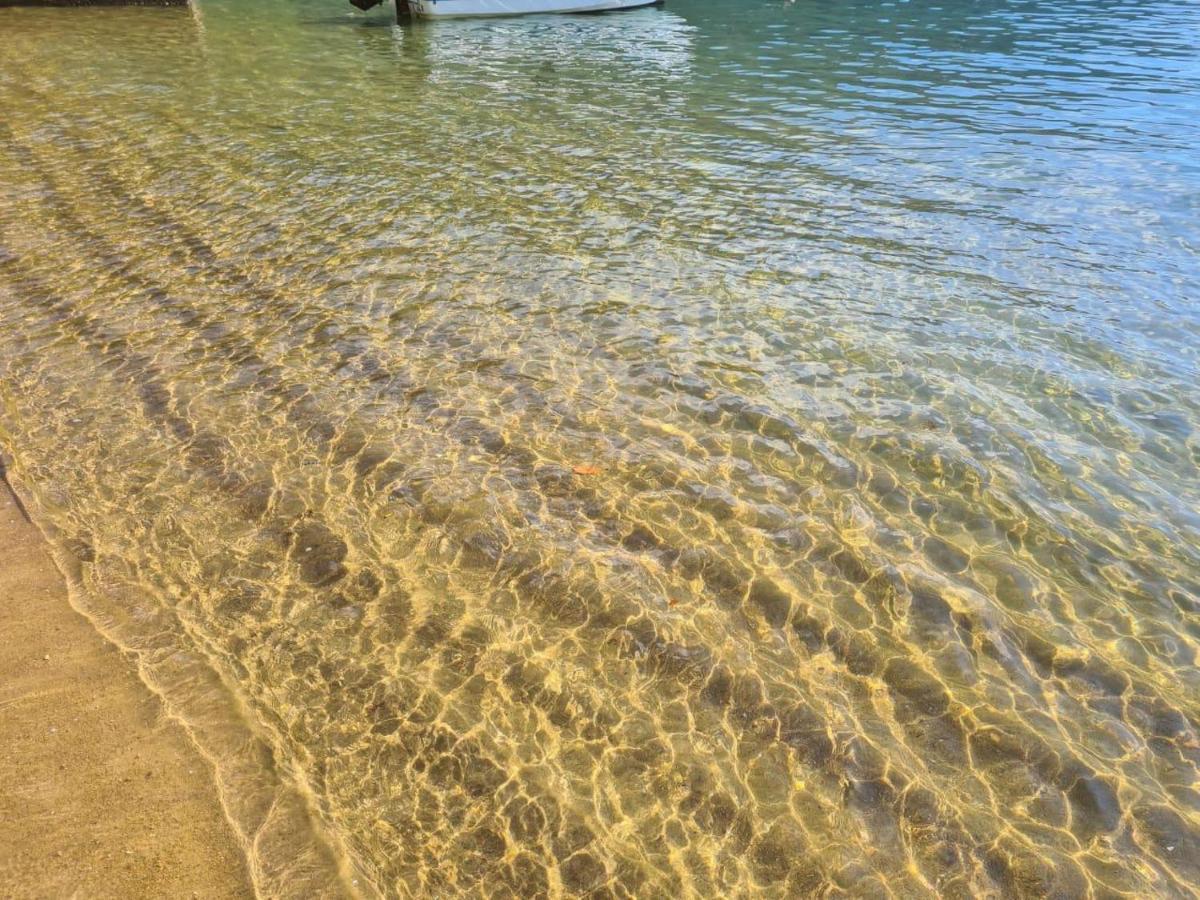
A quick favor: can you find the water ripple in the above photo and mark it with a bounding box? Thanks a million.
[2,0,1199,896]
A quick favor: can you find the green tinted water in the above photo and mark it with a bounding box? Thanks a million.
[1,0,1199,896]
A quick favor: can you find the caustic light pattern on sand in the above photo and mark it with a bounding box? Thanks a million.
[1,0,1199,896]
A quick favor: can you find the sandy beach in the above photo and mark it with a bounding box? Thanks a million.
[0,481,253,899]
[3,0,1199,894]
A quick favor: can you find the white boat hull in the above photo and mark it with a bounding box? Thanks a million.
[404,0,661,18]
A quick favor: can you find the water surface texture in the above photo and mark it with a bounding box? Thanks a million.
[2,0,1200,896]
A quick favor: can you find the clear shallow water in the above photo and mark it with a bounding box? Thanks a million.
[1,0,1199,895]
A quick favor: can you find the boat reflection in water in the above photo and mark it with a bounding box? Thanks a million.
[387,3,692,85]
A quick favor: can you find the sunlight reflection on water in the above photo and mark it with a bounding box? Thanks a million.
[2,0,1199,895]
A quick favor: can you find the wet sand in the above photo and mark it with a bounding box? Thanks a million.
[0,483,254,899]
